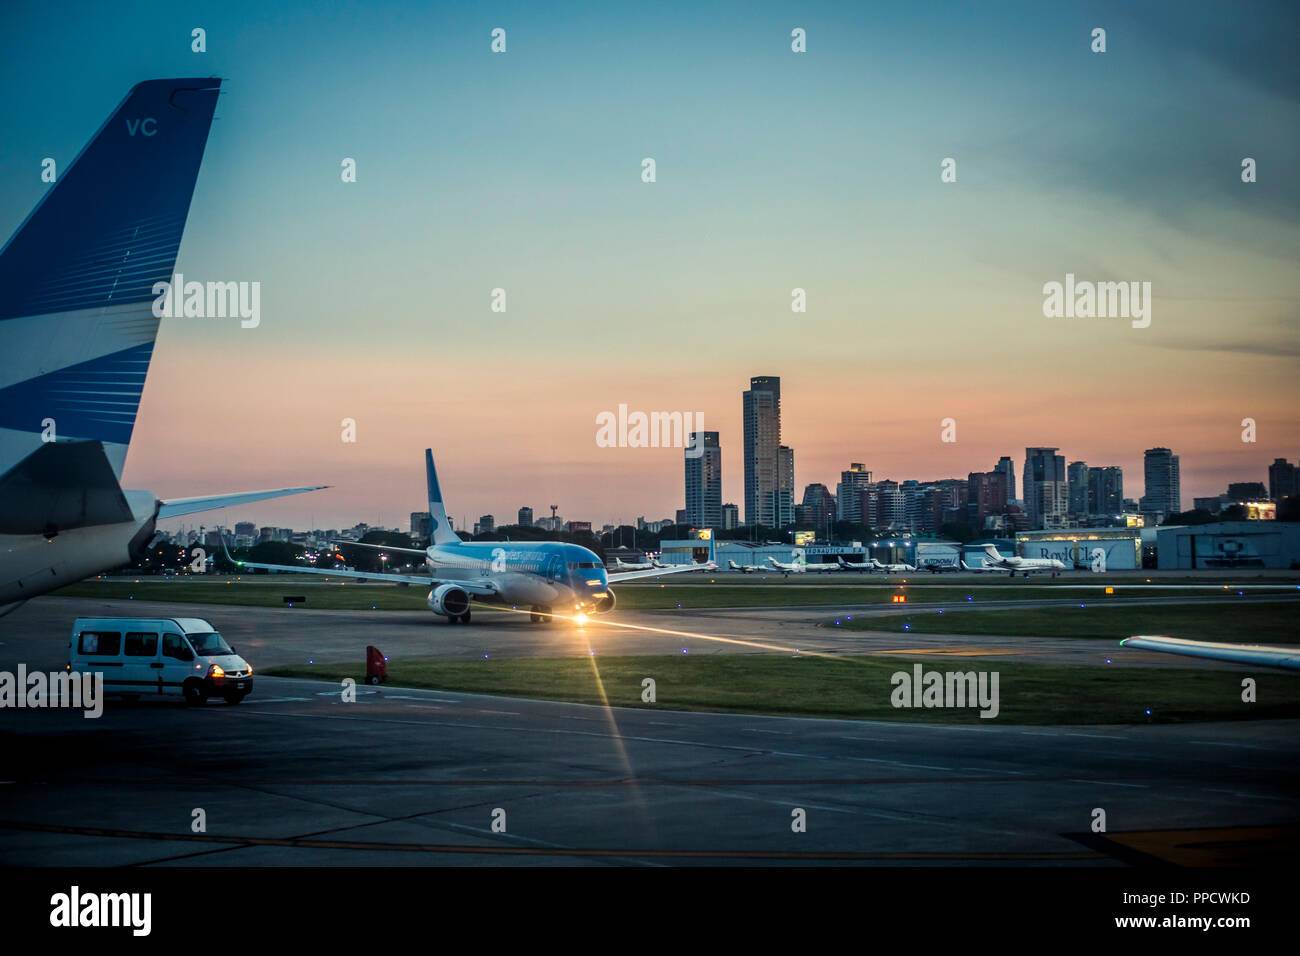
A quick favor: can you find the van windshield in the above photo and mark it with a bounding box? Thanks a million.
[187,632,234,656]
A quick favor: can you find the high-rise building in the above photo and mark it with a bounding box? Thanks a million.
[517,506,533,527]
[410,511,431,539]
[477,514,495,534]
[684,431,722,529]
[836,463,873,522]
[1067,461,1089,515]
[234,521,257,538]
[1023,447,1068,529]
[1087,466,1124,515]
[996,456,1016,504]
[967,471,1006,527]
[742,376,782,527]
[797,483,836,535]
[1139,448,1181,517]
[777,445,795,526]
[721,503,739,529]
[874,480,904,529]
[675,508,688,526]
[1269,459,1297,501]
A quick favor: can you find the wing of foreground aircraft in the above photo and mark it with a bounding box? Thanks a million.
[1121,636,1300,670]
[157,486,328,519]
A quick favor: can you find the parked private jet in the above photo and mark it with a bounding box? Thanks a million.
[976,543,1067,578]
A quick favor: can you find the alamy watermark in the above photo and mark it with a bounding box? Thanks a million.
[596,405,706,457]
[0,666,102,718]
[152,273,260,328]
[1042,273,1151,329]
[891,664,999,718]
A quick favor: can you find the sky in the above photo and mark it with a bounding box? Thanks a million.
[1,0,1297,530]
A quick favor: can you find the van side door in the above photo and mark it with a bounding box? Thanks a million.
[161,631,195,693]
[122,630,162,693]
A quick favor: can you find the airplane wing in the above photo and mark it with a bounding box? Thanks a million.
[157,486,328,519]
[1120,636,1300,670]
[219,538,497,595]
[330,540,428,556]
[608,561,716,583]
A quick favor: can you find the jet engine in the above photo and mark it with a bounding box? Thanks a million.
[593,589,616,614]
[428,583,470,617]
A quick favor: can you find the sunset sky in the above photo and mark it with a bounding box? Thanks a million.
[2,0,1297,530]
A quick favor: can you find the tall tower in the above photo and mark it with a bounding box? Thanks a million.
[1024,447,1067,529]
[743,376,782,527]
[684,431,722,528]
[996,456,1016,504]
[1140,448,1180,517]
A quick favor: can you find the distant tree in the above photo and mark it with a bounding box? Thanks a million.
[1278,497,1300,522]
[940,521,978,544]
[1161,508,1218,526]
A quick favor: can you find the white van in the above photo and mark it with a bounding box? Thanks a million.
[68,617,253,705]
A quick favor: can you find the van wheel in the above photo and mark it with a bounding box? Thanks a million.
[367,675,382,686]
[182,681,207,706]
[223,692,245,705]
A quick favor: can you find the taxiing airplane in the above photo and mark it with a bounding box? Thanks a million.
[959,559,992,573]
[228,450,713,624]
[727,560,765,574]
[0,79,323,617]
[917,561,961,574]
[976,543,1067,578]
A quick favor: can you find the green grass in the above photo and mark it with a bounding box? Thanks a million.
[838,601,1300,643]
[260,654,1300,725]
[52,578,1299,612]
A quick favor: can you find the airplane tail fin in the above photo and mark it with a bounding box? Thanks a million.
[982,543,1004,560]
[0,78,222,479]
[425,449,460,545]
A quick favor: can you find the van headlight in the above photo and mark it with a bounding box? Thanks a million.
[207,664,225,678]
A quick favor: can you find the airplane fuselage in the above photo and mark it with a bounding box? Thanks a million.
[423,539,610,612]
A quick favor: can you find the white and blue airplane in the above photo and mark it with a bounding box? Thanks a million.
[767,550,840,576]
[0,78,323,617]
[228,450,715,625]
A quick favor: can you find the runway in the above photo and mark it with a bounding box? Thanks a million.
[1,676,1296,866]
[4,591,1295,672]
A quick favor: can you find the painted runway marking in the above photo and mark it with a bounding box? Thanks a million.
[250,697,311,704]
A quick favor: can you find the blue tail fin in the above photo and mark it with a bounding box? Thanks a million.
[425,449,460,545]
[0,78,222,478]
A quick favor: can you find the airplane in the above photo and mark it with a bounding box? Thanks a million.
[226,449,715,624]
[1121,636,1300,670]
[727,560,765,574]
[976,543,1067,578]
[0,78,323,618]
[960,558,993,573]
[917,561,961,574]
[836,557,874,572]
[767,550,841,576]
[870,558,917,574]
[613,556,663,571]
